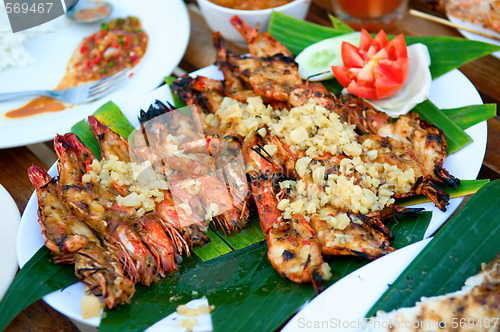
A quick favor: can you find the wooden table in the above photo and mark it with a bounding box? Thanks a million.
[2,0,499,330]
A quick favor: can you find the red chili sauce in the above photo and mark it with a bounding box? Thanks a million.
[6,16,148,119]
[209,0,294,10]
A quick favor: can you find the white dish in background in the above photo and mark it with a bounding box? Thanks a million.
[0,0,190,149]
[17,67,486,328]
[197,0,311,46]
[0,184,21,300]
[447,14,500,59]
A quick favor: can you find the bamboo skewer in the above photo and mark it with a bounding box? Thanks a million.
[409,9,500,42]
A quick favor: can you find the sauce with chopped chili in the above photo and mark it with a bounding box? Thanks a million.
[209,0,293,10]
[5,16,148,119]
[59,16,148,88]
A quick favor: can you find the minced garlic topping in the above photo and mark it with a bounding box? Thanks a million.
[176,304,215,332]
[213,97,418,228]
[82,155,169,216]
[176,304,214,316]
[80,293,105,319]
[277,155,415,221]
[215,97,358,158]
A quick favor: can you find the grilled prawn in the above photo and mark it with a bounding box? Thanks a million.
[28,164,135,308]
[55,133,158,285]
[138,110,251,235]
[257,136,397,259]
[285,87,454,210]
[335,95,460,189]
[229,15,293,58]
[88,115,184,271]
[358,134,450,211]
[28,164,99,263]
[245,137,331,290]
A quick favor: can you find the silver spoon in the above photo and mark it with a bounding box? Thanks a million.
[66,0,113,23]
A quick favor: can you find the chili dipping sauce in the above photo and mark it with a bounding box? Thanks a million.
[209,0,294,10]
[6,16,148,119]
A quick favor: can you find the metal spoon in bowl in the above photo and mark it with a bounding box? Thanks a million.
[66,0,113,23]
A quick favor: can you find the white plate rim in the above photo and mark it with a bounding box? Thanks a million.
[0,0,190,149]
[282,238,432,332]
[16,67,486,328]
[0,183,21,301]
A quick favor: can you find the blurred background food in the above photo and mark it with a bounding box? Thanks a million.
[446,0,500,33]
[197,0,311,45]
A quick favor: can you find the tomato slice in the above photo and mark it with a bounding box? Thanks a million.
[331,29,410,100]
[341,42,365,68]
[358,29,372,53]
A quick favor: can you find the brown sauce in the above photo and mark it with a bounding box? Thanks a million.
[5,16,148,119]
[209,0,293,10]
[5,97,67,118]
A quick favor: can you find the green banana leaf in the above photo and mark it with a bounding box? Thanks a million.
[442,104,497,130]
[413,100,472,154]
[0,247,77,331]
[100,211,432,332]
[367,179,500,317]
[328,13,355,34]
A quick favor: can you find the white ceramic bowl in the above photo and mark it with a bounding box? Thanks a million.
[197,0,311,46]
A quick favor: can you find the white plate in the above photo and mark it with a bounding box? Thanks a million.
[447,14,500,59]
[0,184,21,300]
[282,239,432,332]
[0,0,190,149]
[17,67,486,328]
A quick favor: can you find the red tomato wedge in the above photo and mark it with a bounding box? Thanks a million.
[331,29,410,100]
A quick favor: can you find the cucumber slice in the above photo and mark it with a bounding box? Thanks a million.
[295,32,361,81]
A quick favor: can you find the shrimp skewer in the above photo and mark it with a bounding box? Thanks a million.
[256,140,397,260]
[141,112,252,235]
[282,88,453,210]
[227,53,302,103]
[28,164,135,308]
[28,164,99,263]
[229,15,293,58]
[309,212,395,260]
[91,115,248,250]
[244,137,331,291]
[55,134,157,285]
[213,32,259,104]
[88,116,183,273]
[335,95,460,189]
[270,61,459,194]
[358,134,450,211]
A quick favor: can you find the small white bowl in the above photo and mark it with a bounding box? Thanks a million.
[197,0,311,46]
